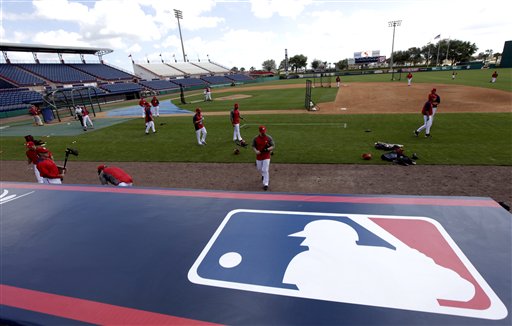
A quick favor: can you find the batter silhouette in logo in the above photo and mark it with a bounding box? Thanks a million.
[282,220,475,310]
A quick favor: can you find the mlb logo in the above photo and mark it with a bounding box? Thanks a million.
[189,209,508,320]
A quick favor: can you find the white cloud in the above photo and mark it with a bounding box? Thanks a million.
[33,0,91,21]
[250,0,313,18]
[32,29,89,47]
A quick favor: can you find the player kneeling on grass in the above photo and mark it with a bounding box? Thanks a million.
[97,165,133,187]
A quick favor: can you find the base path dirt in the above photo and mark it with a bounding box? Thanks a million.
[2,161,511,208]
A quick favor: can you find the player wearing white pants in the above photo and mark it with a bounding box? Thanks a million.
[151,96,160,117]
[230,103,243,142]
[429,88,441,123]
[193,108,207,145]
[252,125,275,191]
[144,104,156,134]
[414,99,434,138]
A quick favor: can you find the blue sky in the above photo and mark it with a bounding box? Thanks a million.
[1,0,511,74]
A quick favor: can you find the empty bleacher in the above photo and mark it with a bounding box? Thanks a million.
[98,82,143,94]
[201,75,233,85]
[166,62,210,76]
[170,77,207,88]
[0,78,18,89]
[138,80,180,91]
[68,63,134,81]
[16,63,97,84]
[227,74,255,82]
[0,88,43,107]
[137,63,184,78]
[192,61,230,74]
[0,64,47,86]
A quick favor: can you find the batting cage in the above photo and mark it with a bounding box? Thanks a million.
[0,182,510,325]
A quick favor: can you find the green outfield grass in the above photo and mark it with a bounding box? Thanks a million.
[251,68,512,92]
[174,87,338,112]
[2,113,510,165]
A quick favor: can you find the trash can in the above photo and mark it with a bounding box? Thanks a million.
[41,107,54,123]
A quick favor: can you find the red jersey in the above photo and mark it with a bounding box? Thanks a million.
[37,158,60,179]
[29,106,39,116]
[139,98,147,107]
[231,108,241,124]
[422,101,433,116]
[26,149,39,164]
[492,72,498,78]
[82,107,89,116]
[252,134,274,160]
[407,73,413,78]
[193,112,204,130]
[144,106,153,123]
[103,166,133,184]
[151,97,159,107]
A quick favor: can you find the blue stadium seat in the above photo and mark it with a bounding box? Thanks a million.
[138,80,180,91]
[227,74,254,82]
[99,82,142,94]
[17,63,96,84]
[201,75,232,85]
[69,64,134,81]
[0,64,47,86]
[169,77,206,87]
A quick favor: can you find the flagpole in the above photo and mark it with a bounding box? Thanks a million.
[445,37,450,63]
[435,34,441,66]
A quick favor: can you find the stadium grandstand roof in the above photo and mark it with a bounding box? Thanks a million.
[0,43,113,56]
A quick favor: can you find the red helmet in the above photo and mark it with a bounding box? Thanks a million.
[259,125,266,133]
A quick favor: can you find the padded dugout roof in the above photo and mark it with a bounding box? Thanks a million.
[0,42,113,56]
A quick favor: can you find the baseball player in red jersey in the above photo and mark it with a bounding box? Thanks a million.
[193,108,207,145]
[25,141,44,183]
[414,97,434,138]
[490,71,498,83]
[97,165,133,187]
[430,88,441,122]
[151,96,160,117]
[28,104,43,126]
[252,125,275,191]
[230,103,244,143]
[139,97,148,118]
[407,72,413,86]
[36,147,65,184]
[144,102,156,134]
[81,106,94,130]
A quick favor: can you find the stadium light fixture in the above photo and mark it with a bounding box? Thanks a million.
[174,9,186,62]
[388,20,401,81]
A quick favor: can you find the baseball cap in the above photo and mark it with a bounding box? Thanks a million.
[234,103,239,109]
[196,108,201,113]
[36,147,49,154]
[97,164,107,172]
[25,141,35,147]
[259,125,266,133]
[431,88,436,93]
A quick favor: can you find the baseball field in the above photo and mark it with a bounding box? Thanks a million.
[1,68,511,205]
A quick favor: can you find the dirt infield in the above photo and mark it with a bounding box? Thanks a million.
[2,82,511,208]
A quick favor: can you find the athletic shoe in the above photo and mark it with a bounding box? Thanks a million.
[414,130,419,137]
[425,134,431,138]
[202,141,207,145]
[263,185,269,191]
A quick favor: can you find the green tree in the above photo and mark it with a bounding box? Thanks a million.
[311,59,322,70]
[407,47,423,65]
[262,59,276,72]
[335,59,348,70]
[288,54,308,72]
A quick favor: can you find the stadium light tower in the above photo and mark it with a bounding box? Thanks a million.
[174,9,186,62]
[388,20,401,81]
